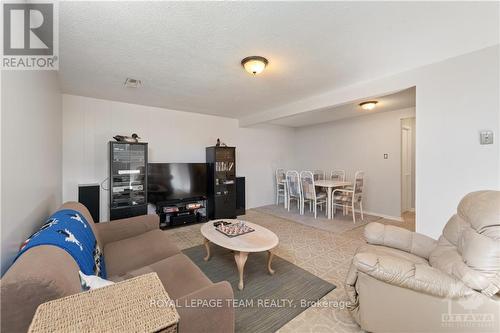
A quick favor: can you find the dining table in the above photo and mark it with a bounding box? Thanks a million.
[314,180,352,219]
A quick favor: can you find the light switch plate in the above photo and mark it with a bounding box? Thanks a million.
[480,131,494,145]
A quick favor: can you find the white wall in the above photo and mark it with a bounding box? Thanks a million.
[1,71,62,275]
[294,107,415,220]
[246,46,499,238]
[414,46,499,237]
[62,95,295,221]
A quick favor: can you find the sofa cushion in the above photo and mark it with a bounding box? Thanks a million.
[458,190,500,238]
[104,230,180,277]
[430,191,500,296]
[115,253,213,300]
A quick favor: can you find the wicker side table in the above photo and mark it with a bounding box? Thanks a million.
[28,272,179,333]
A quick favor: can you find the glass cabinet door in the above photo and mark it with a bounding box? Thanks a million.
[110,143,147,208]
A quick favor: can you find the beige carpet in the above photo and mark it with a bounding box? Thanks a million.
[254,204,380,234]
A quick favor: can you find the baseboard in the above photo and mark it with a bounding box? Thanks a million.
[256,203,405,223]
[352,209,403,222]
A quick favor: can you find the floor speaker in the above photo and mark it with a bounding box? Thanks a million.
[236,177,246,216]
[78,184,100,223]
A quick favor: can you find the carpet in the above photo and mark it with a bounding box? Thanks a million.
[254,204,381,234]
[183,245,335,333]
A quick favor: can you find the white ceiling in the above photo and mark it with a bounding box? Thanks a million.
[270,87,416,128]
[59,1,499,119]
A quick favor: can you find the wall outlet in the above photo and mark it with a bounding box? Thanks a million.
[480,131,494,145]
[384,153,388,159]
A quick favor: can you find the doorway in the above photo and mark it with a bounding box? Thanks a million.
[401,117,415,214]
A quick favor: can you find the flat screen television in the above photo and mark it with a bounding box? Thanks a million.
[148,163,207,203]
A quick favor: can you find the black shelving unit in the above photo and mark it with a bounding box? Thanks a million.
[109,142,148,220]
[206,146,236,219]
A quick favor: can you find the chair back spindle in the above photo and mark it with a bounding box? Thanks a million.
[330,169,346,181]
[300,171,316,200]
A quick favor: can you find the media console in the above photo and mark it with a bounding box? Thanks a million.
[155,197,207,229]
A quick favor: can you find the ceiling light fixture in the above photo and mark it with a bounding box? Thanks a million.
[241,56,268,75]
[359,101,378,110]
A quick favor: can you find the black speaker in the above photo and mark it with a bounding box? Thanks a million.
[78,184,100,223]
[235,177,246,216]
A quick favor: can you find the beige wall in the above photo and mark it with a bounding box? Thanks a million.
[262,46,499,238]
[1,71,62,275]
[294,107,416,220]
[62,94,295,221]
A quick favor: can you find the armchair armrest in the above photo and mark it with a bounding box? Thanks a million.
[95,214,159,246]
[351,252,474,298]
[364,222,437,259]
[176,281,235,333]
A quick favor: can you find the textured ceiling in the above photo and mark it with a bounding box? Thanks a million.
[269,87,416,128]
[59,1,499,119]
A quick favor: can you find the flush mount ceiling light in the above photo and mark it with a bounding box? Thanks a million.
[359,101,378,110]
[241,56,268,75]
[124,77,142,88]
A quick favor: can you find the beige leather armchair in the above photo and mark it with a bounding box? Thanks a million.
[346,190,500,333]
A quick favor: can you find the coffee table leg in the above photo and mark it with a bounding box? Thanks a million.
[267,250,275,275]
[203,238,211,261]
[234,251,248,290]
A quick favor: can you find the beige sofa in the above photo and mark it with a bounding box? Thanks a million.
[346,190,500,332]
[1,202,235,333]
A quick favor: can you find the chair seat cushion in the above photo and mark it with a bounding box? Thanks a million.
[334,194,353,202]
[304,193,327,201]
[111,253,213,300]
[104,230,180,277]
[316,192,327,199]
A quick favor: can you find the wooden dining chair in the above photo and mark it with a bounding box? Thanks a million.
[313,170,325,181]
[330,169,346,181]
[285,170,302,212]
[332,171,365,223]
[300,171,327,218]
[275,168,286,205]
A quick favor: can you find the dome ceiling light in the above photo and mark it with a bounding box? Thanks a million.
[241,56,268,75]
[359,101,378,110]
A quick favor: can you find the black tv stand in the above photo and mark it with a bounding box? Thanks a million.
[155,197,207,229]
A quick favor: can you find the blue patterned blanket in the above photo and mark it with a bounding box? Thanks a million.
[17,209,106,278]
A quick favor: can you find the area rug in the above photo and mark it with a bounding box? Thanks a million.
[183,245,335,333]
[254,204,381,234]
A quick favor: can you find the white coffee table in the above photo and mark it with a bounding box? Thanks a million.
[201,220,279,290]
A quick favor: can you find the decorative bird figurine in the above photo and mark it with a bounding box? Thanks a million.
[113,133,141,143]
